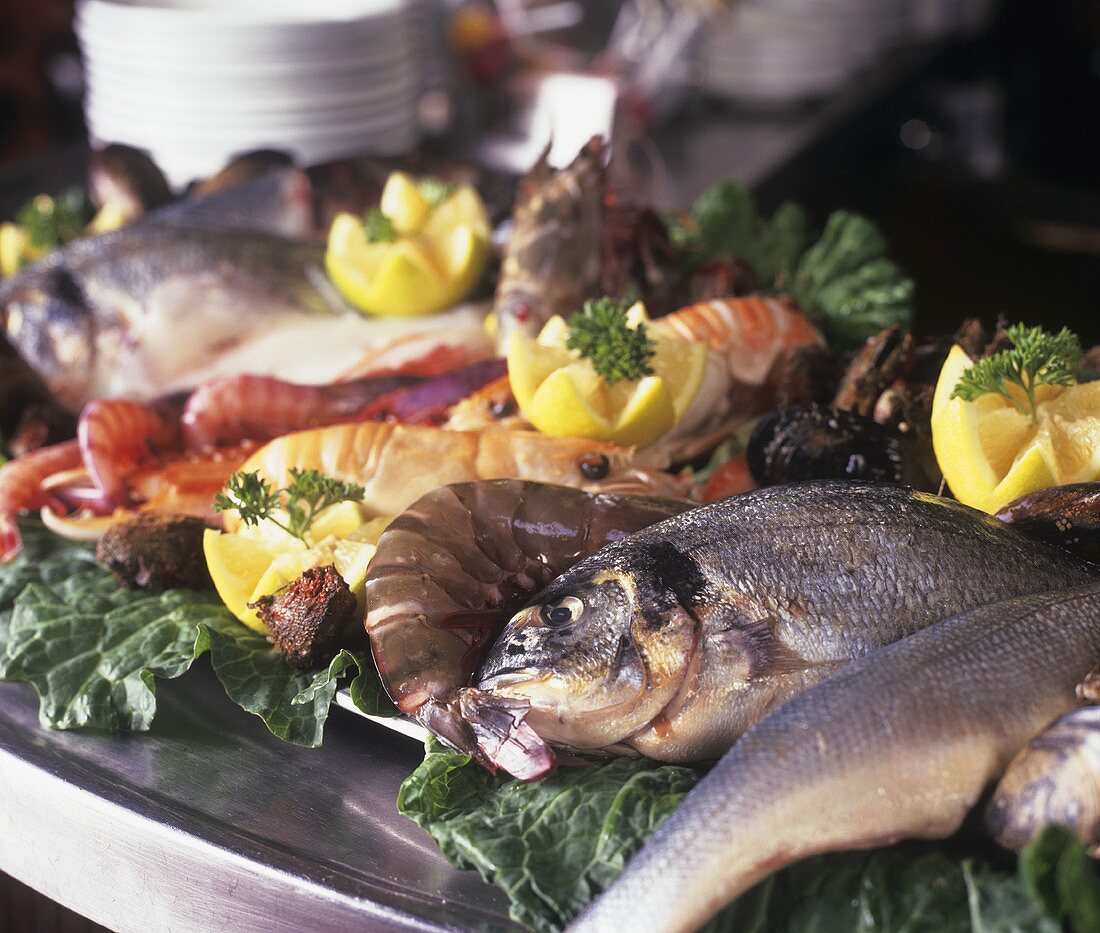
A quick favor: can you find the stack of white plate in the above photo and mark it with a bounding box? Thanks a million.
[76,0,421,189]
[696,0,910,108]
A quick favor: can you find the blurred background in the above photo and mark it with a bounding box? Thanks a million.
[1,0,1097,342]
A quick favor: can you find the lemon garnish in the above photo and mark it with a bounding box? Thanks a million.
[932,344,1100,513]
[507,303,707,448]
[325,172,490,318]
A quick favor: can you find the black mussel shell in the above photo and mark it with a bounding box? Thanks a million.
[996,483,1100,564]
[747,405,904,486]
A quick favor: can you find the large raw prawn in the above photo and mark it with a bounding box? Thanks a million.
[362,480,692,777]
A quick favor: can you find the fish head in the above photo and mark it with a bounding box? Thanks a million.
[2,266,94,411]
[477,548,697,750]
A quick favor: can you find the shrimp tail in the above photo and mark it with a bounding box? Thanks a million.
[419,690,557,781]
[79,399,182,505]
[0,439,83,562]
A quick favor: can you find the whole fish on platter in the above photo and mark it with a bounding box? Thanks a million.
[476,482,1095,773]
[571,582,1100,932]
[0,223,491,412]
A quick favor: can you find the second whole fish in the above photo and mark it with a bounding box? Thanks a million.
[477,482,1096,768]
[1,222,491,410]
[570,582,1100,932]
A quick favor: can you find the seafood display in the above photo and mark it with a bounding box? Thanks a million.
[363,480,691,772]
[477,482,1095,772]
[571,582,1100,932]
[3,137,1100,933]
[984,705,1100,854]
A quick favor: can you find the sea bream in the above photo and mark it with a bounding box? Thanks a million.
[476,482,1097,767]
[570,582,1100,932]
[1,172,491,411]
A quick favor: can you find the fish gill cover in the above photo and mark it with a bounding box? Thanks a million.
[0,521,394,745]
[398,738,1100,933]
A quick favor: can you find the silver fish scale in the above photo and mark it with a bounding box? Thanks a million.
[573,581,1100,932]
[603,482,1093,663]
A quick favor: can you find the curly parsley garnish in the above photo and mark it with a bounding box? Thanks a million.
[213,469,365,543]
[362,209,397,244]
[567,297,656,384]
[951,324,1082,423]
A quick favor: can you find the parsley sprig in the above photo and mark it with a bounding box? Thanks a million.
[567,297,656,384]
[951,323,1082,423]
[363,209,397,244]
[213,469,365,543]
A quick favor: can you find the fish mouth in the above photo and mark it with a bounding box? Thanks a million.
[477,667,551,692]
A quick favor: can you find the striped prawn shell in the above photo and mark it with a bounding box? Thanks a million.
[79,399,181,504]
[0,440,83,561]
[651,296,824,387]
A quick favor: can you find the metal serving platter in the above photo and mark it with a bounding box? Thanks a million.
[0,663,518,932]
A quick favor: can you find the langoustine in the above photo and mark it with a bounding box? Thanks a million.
[362,480,692,776]
[225,422,684,531]
[492,138,606,350]
[179,372,420,448]
[649,295,825,458]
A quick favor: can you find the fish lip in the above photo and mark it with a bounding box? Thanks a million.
[478,667,550,692]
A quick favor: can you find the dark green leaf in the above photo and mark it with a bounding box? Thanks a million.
[756,201,808,286]
[204,627,384,747]
[2,569,235,731]
[1019,825,1100,932]
[292,647,398,718]
[399,739,699,932]
[692,182,759,264]
[0,521,386,744]
[791,212,914,348]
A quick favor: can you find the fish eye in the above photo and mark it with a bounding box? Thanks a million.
[540,596,584,627]
[577,452,610,480]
